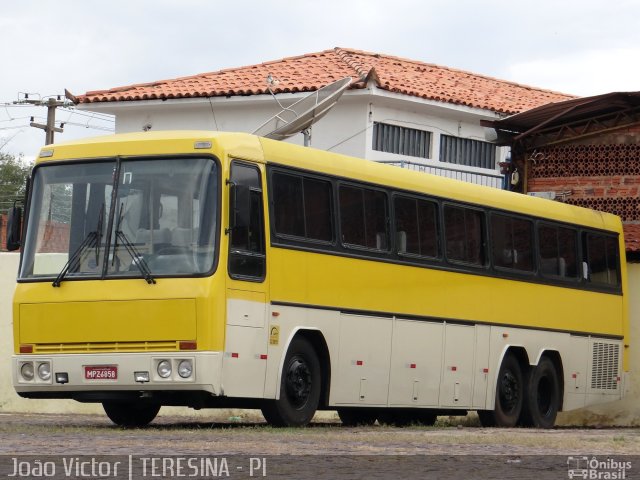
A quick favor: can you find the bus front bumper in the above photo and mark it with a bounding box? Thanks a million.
[12,351,223,399]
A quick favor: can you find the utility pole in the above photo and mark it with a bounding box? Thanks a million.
[15,94,66,145]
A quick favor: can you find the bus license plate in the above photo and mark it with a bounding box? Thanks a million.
[84,365,118,380]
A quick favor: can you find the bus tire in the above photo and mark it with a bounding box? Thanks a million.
[261,336,321,427]
[483,352,524,427]
[524,356,561,429]
[337,408,378,426]
[102,400,160,427]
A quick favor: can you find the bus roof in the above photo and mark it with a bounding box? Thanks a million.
[37,130,622,234]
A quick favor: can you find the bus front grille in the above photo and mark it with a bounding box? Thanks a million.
[32,341,182,354]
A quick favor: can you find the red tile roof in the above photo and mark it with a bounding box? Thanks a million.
[77,48,575,115]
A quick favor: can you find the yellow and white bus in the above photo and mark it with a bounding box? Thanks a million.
[8,131,629,428]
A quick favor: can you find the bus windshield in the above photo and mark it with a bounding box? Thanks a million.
[19,157,218,282]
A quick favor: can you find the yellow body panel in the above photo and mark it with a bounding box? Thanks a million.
[20,299,196,344]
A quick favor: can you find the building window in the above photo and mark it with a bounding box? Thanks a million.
[372,122,431,159]
[439,135,496,170]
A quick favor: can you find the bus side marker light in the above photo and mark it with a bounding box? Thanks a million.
[272,312,280,317]
[451,366,457,371]
[409,363,417,369]
[353,360,364,366]
[20,344,34,354]
[502,333,509,338]
[572,373,577,379]
[259,354,268,360]
[483,368,489,373]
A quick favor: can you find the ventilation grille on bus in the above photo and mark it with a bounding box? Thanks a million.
[590,342,620,390]
[33,341,182,354]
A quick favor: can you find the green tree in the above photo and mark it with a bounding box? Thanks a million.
[0,152,33,211]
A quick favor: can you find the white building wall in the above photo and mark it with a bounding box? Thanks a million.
[80,86,506,185]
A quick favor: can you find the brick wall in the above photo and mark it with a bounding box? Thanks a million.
[524,138,640,253]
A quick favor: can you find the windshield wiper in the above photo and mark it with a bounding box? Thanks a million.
[52,202,106,287]
[111,201,156,284]
[52,231,98,287]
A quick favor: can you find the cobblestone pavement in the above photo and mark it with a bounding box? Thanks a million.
[0,413,640,480]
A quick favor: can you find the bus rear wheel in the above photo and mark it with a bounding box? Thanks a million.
[102,400,160,427]
[261,337,321,427]
[524,356,561,428]
[480,352,524,427]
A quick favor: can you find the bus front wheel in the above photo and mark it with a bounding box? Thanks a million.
[479,352,524,428]
[261,337,321,427]
[102,400,160,427]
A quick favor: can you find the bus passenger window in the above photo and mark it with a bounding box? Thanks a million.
[538,225,578,279]
[583,233,619,286]
[444,205,485,266]
[490,214,533,271]
[272,172,333,243]
[394,195,438,258]
[339,185,389,251]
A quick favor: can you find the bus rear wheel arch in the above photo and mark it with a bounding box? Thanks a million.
[261,335,322,427]
[478,351,525,428]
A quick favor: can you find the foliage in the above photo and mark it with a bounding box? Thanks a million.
[0,152,32,210]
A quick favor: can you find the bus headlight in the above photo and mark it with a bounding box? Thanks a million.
[37,362,51,381]
[20,362,35,381]
[178,360,193,379]
[157,360,172,379]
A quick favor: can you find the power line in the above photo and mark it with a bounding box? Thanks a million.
[13,93,71,145]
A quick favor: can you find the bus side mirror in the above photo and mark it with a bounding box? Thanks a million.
[229,183,251,231]
[5,205,22,251]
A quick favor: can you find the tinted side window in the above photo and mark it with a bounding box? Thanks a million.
[584,233,620,286]
[490,214,534,271]
[272,172,333,242]
[273,172,304,237]
[538,224,578,278]
[444,205,485,266]
[394,195,438,258]
[339,185,389,250]
[229,163,265,280]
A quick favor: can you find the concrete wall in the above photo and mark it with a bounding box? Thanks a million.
[0,253,100,413]
[1,252,638,424]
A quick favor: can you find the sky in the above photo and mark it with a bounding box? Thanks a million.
[1,0,639,161]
